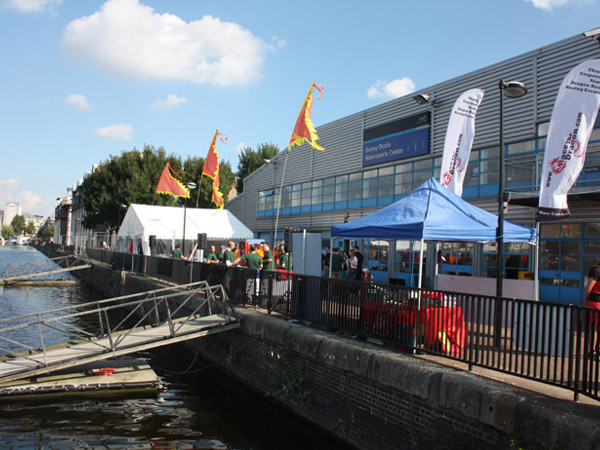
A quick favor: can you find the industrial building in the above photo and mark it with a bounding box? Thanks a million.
[226,28,600,305]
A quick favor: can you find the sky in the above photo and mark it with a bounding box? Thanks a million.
[0,0,599,218]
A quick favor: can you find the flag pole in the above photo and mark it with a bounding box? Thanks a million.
[273,151,289,246]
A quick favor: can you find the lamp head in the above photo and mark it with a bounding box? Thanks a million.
[186,182,198,190]
[500,80,527,99]
[412,93,430,105]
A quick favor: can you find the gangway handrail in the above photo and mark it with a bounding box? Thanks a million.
[0,280,211,324]
[3,254,87,278]
[0,282,238,383]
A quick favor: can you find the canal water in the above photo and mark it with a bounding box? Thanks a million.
[0,246,350,450]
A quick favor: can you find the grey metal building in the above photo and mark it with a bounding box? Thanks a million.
[227,28,600,305]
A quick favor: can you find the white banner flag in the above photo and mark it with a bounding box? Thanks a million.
[538,59,600,221]
[440,88,485,197]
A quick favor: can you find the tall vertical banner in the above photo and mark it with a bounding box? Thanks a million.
[537,59,600,221]
[440,88,485,197]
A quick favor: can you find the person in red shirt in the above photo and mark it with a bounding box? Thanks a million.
[584,259,600,358]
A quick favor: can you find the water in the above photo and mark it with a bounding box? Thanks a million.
[0,246,349,450]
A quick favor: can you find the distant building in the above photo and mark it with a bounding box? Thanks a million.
[3,202,21,227]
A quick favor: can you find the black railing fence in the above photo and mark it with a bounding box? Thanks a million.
[85,248,599,402]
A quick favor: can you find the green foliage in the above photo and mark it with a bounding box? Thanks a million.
[45,223,54,238]
[81,145,236,231]
[11,215,26,235]
[235,142,279,193]
[82,146,181,230]
[181,156,234,208]
[1,225,14,239]
[25,221,36,236]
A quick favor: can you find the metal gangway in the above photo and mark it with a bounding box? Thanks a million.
[0,281,239,383]
[1,255,92,286]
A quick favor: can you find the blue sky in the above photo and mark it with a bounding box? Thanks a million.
[0,0,598,217]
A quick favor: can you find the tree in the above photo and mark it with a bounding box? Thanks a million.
[235,142,279,193]
[181,156,235,208]
[25,221,36,236]
[11,215,25,235]
[1,225,13,239]
[82,146,182,230]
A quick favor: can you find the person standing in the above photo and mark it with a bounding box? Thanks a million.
[206,245,218,263]
[348,248,358,280]
[330,247,345,279]
[234,244,263,270]
[171,244,185,260]
[262,242,275,271]
[353,244,364,281]
[585,258,600,358]
[223,241,236,266]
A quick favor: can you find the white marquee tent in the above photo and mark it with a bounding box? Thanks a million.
[117,204,254,256]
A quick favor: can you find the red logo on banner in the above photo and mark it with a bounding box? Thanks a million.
[550,157,567,174]
[443,172,452,185]
[572,139,584,157]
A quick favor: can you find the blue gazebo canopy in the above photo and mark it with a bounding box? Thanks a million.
[331,177,536,243]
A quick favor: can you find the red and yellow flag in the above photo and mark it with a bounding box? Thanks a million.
[156,162,190,198]
[202,130,226,208]
[288,81,324,151]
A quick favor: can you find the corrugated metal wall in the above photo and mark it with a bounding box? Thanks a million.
[228,31,600,235]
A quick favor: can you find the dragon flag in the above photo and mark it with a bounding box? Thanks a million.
[288,82,324,151]
[156,162,190,198]
[202,130,227,209]
[537,59,600,221]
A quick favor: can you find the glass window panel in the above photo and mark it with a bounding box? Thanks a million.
[414,159,431,170]
[561,223,581,238]
[507,242,529,253]
[291,191,301,206]
[465,161,479,186]
[561,241,580,271]
[363,169,377,179]
[413,170,430,183]
[507,140,535,155]
[379,166,394,176]
[336,174,348,184]
[349,172,362,181]
[537,122,550,137]
[379,175,394,197]
[480,147,499,159]
[541,224,560,238]
[363,178,378,198]
[584,223,600,238]
[584,241,600,254]
[312,187,322,204]
[302,181,311,189]
[395,184,412,195]
[395,172,411,185]
[323,185,334,203]
[292,183,301,191]
[396,163,411,173]
[348,180,362,200]
[312,179,322,188]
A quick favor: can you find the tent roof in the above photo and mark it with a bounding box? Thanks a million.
[331,178,536,243]
[117,204,254,240]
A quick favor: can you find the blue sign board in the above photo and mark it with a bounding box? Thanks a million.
[362,113,431,167]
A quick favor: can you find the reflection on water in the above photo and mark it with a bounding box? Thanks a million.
[0,247,349,450]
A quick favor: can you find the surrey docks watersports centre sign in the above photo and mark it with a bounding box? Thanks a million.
[362,112,431,167]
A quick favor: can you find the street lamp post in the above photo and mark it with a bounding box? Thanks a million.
[182,182,197,258]
[495,79,527,345]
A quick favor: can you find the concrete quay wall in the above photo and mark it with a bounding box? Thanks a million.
[52,253,600,450]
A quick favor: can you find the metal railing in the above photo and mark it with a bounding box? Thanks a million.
[81,248,600,401]
[0,281,238,383]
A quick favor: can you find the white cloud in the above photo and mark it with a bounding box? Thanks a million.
[19,190,44,213]
[65,93,92,110]
[367,78,416,100]
[2,0,61,13]
[524,0,587,10]
[93,123,133,140]
[0,178,20,190]
[152,94,188,111]
[232,142,245,157]
[61,0,276,86]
